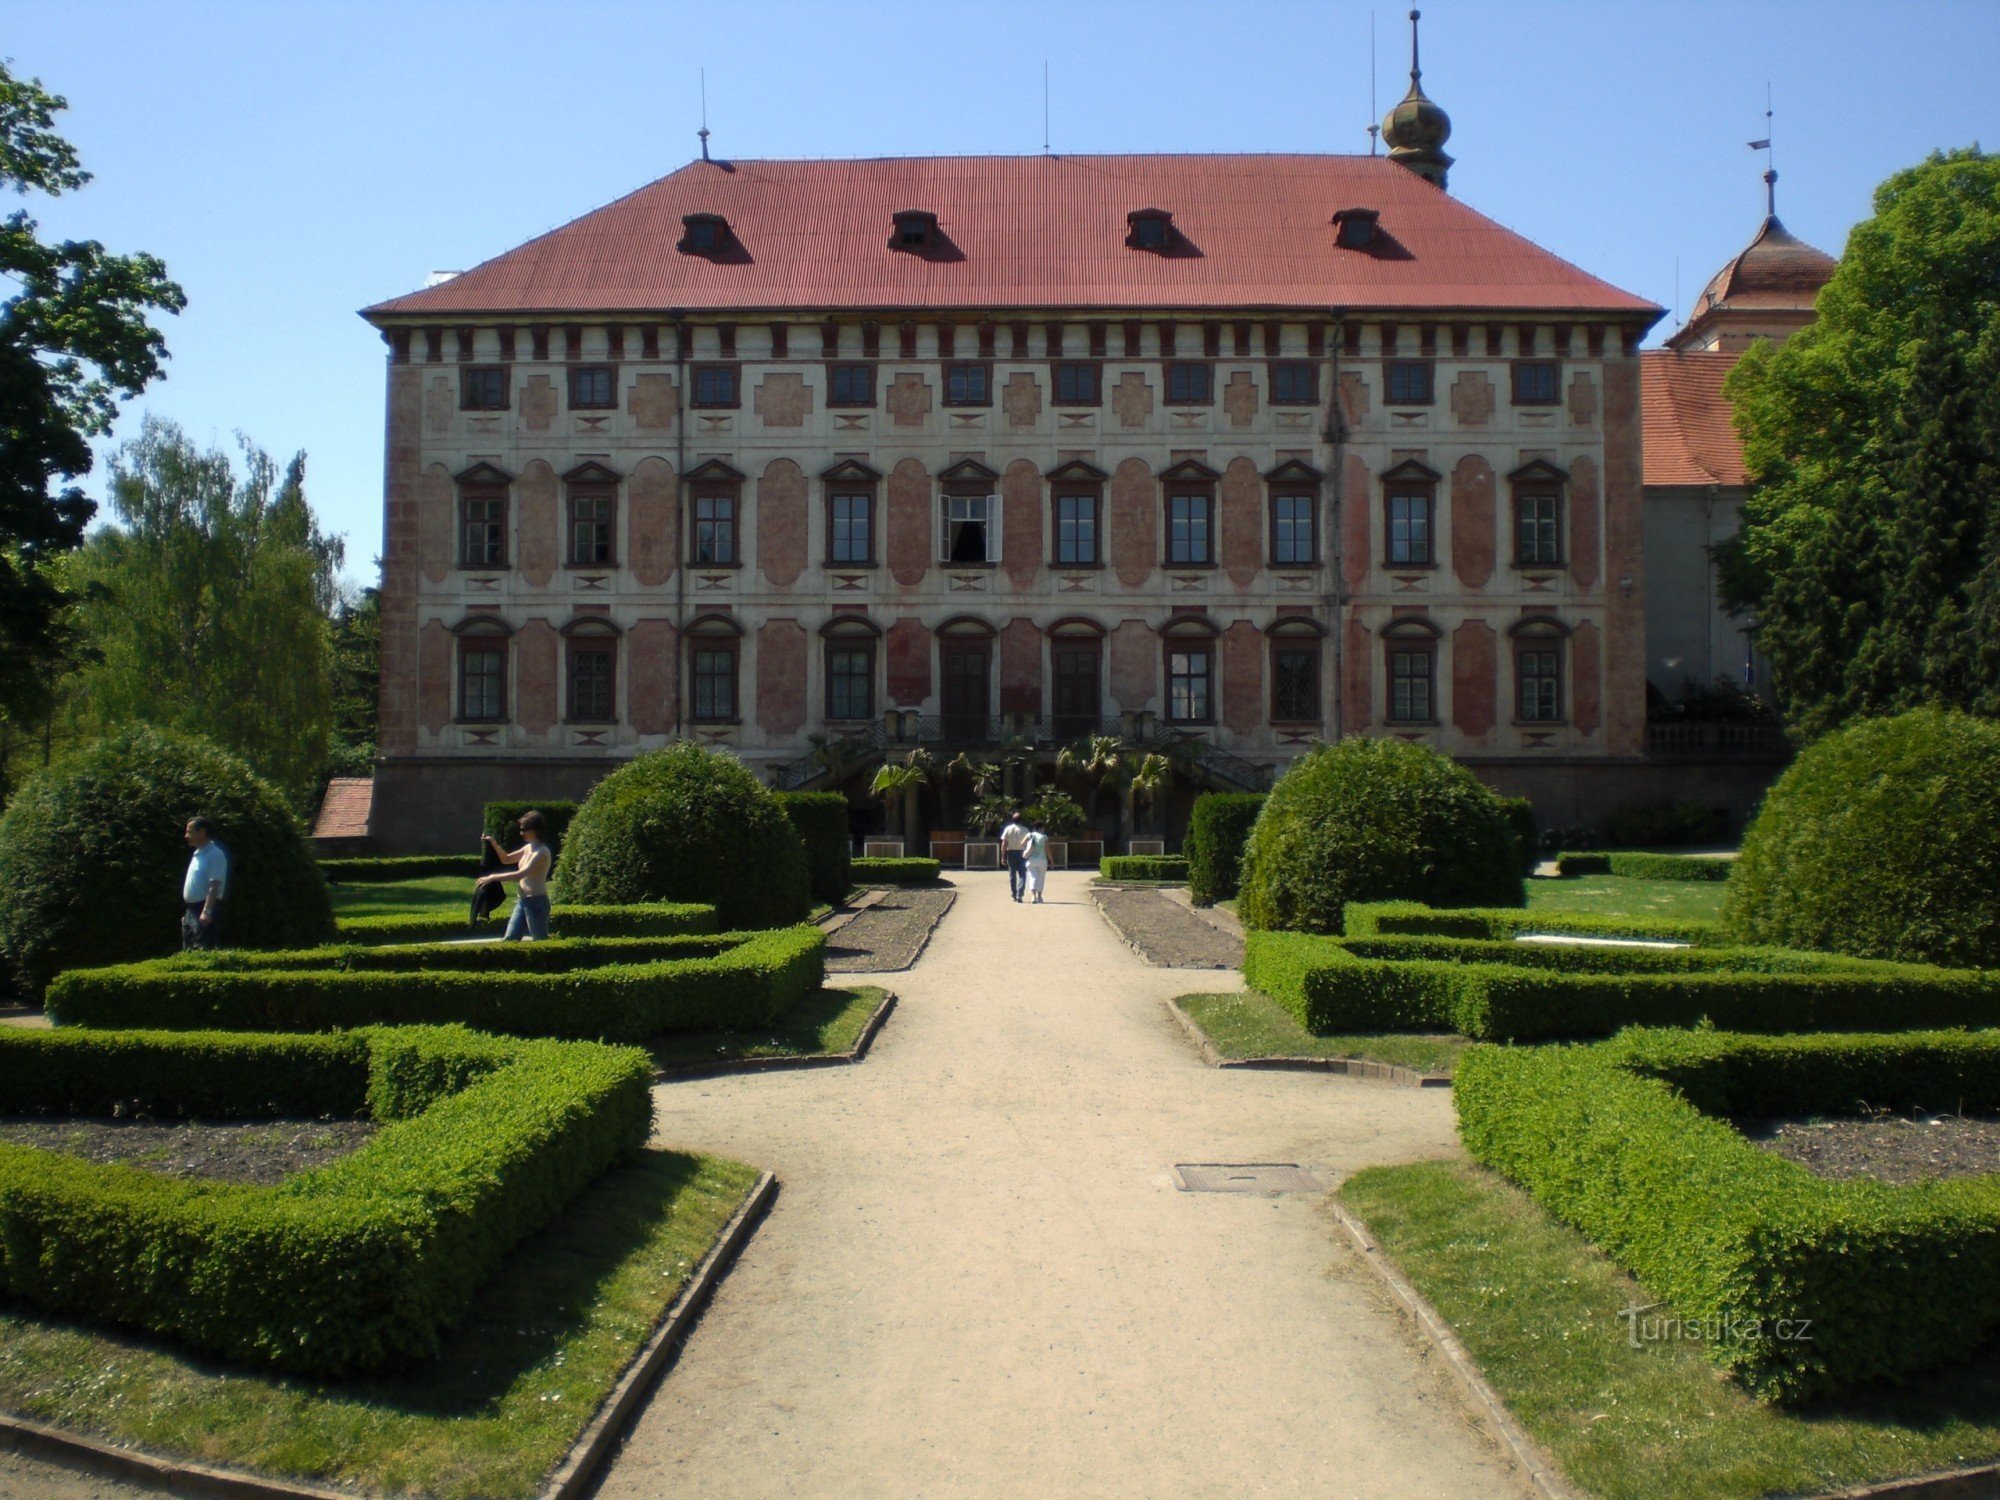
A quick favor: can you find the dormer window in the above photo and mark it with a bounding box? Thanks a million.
[890,210,938,251]
[679,214,730,255]
[1333,207,1380,249]
[1127,209,1174,251]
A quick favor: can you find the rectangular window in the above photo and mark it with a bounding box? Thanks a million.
[1513,360,1561,404]
[1167,645,1213,722]
[568,365,615,409]
[692,493,737,564]
[458,640,505,722]
[1385,360,1434,405]
[569,492,614,565]
[461,491,506,567]
[1054,492,1100,566]
[1518,647,1562,721]
[1272,492,1315,565]
[1270,361,1318,404]
[1272,645,1320,722]
[830,492,873,564]
[691,646,738,722]
[568,642,615,722]
[1517,492,1561,566]
[942,493,992,563]
[828,363,875,406]
[692,364,739,407]
[460,367,508,410]
[1165,362,1213,404]
[1054,362,1101,405]
[1387,492,1434,566]
[826,644,874,721]
[944,363,991,405]
[1168,492,1213,565]
[1390,648,1435,723]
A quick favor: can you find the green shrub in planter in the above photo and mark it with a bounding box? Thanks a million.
[775,791,853,903]
[556,743,809,930]
[1555,851,1733,881]
[482,800,579,861]
[1725,709,2000,968]
[1186,792,1265,905]
[850,856,942,885]
[1099,855,1189,881]
[1237,739,1523,934]
[0,727,333,999]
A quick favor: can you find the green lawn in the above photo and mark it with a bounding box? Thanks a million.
[1176,990,1468,1075]
[1341,1159,2000,1500]
[651,984,888,1070]
[327,873,472,920]
[0,1149,760,1499]
[1525,874,1726,924]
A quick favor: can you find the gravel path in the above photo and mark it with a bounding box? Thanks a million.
[603,869,1527,1498]
[824,887,955,973]
[0,1117,375,1186]
[1091,884,1245,969]
[1742,1113,2000,1183]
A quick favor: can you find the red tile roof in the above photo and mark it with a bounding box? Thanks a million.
[1641,349,1750,488]
[364,154,1660,320]
[312,777,374,842]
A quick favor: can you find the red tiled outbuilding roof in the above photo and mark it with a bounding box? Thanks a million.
[1641,349,1750,488]
[364,154,1660,321]
[312,777,374,842]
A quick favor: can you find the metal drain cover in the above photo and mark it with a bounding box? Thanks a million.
[1173,1163,1323,1194]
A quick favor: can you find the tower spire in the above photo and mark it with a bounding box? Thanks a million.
[1748,83,1777,221]
[1381,8,1453,189]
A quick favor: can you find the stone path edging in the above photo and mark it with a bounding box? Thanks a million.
[1163,997,1450,1088]
[1813,1462,2000,1498]
[814,889,885,936]
[652,991,898,1082]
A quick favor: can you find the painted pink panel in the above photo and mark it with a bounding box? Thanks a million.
[1450,620,1497,738]
[1572,619,1602,737]
[418,621,451,734]
[1450,455,1495,589]
[756,619,809,736]
[1342,454,1372,592]
[1342,617,1372,730]
[418,463,453,584]
[629,457,678,588]
[1001,459,1043,591]
[514,619,559,735]
[1109,458,1157,588]
[518,460,558,587]
[1570,455,1601,589]
[886,616,931,706]
[887,459,931,588]
[628,618,676,734]
[1220,458,1262,588]
[757,459,808,589]
[1108,619,1157,711]
[1222,621,1262,734]
[999,617,1041,714]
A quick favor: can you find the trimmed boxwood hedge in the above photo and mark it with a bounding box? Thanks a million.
[47,926,827,1043]
[1555,851,1734,881]
[850,856,942,885]
[1498,795,1539,875]
[776,791,853,904]
[482,800,579,861]
[334,900,716,946]
[320,854,481,882]
[1343,899,1724,946]
[1457,1029,2000,1402]
[1185,793,1264,906]
[1099,855,1189,881]
[0,1024,650,1375]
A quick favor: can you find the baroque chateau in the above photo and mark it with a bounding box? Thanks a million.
[357,32,1832,852]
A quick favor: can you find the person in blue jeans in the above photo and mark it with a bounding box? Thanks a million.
[478,810,554,940]
[1000,810,1029,902]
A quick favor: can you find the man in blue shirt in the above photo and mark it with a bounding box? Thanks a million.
[181,817,228,950]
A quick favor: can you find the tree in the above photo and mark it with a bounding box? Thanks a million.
[65,418,344,807]
[1723,147,2000,738]
[0,63,184,725]
[326,585,380,776]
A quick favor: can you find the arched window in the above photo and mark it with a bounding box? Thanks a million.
[1381,617,1443,725]
[1160,616,1220,724]
[1266,616,1328,724]
[1510,615,1569,722]
[561,618,620,724]
[936,616,996,741]
[452,615,511,723]
[820,615,881,723]
[685,613,743,724]
[1048,616,1107,740]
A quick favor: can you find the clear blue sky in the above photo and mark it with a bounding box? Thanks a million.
[11,0,1995,591]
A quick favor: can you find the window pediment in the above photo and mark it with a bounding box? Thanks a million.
[559,616,621,638]
[562,460,623,486]
[1158,457,1220,484]
[1379,458,1442,486]
[818,614,882,639]
[1381,616,1443,640]
[684,611,743,637]
[936,614,998,638]
[1046,615,1107,638]
[1265,615,1329,638]
[454,461,515,487]
[1508,613,1571,639]
[1045,458,1109,484]
[1508,458,1569,485]
[820,458,882,485]
[937,457,999,486]
[1264,458,1323,485]
[451,614,512,638]
[1160,614,1220,639]
[685,458,746,485]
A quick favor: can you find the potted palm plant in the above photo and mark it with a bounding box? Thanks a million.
[1024,789,1087,868]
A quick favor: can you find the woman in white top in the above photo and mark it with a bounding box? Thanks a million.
[479,810,554,940]
[1022,822,1050,904]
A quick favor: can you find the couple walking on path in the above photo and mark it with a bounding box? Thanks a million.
[999,811,1050,903]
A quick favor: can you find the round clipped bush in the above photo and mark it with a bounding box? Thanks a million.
[1237,739,1524,933]
[557,742,809,929]
[1725,709,2000,968]
[0,726,333,998]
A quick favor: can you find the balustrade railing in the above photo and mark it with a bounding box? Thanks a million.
[1645,722,1791,760]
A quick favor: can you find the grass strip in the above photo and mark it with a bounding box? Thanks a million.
[1175,990,1468,1075]
[1523,875,1726,924]
[1339,1159,2000,1500]
[0,1149,759,1500]
[649,985,888,1070]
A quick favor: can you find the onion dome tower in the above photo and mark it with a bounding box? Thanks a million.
[1382,9,1452,190]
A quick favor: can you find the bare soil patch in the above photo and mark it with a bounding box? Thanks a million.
[1092,886,1243,969]
[1738,1112,2000,1184]
[825,888,955,972]
[0,1116,377,1186]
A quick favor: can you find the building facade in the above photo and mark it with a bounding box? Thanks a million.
[362,147,1664,850]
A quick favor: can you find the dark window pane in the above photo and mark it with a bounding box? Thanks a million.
[1517,493,1561,565]
[1055,363,1100,404]
[831,493,872,562]
[830,364,875,405]
[1390,648,1434,722]
[692,648,737,721]
[1169,494,1212,564]
[569,366,615,408]
[693,494,736,563]
[569,645,615,721]
[1056,493,1098,565]
[1273,493,1314,565]
[1514,361,1560,404]
[570,493,613,564]
[1271,362,1317,404]
[461,367,508,410]
[1388,492,1433,565]
[694,366,738,406]
[460,643,505,721]
[1131,215,1168,248]
[1168,646,1212,721]
[462,493,506,566]
[1167,362,1212,403]
[1518,648,1562,720]
[827,645,873,720]
[1386,361,1433,404]
[946,363,989,403]
[943,494,991,563]
[1273,646,1319,721]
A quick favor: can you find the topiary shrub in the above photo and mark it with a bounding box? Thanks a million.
[1725,709,2000,968]
[0,726,333,999]
[1236,739,1523,934]
[555,743,809,929]
[775,791,853,904]
[1497,795,1539,875]
[1185,792,1265,905]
